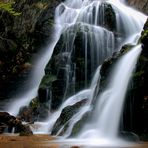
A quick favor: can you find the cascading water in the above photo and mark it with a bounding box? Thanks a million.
[48,45,142,148]
[6,0,147,145]
[32,66,101,134]
[79,45,142,139]
[7,25,62,116]
[36,0,146,134]
[108,0,145,44]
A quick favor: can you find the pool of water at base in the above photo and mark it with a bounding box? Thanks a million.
[36,138,148,148]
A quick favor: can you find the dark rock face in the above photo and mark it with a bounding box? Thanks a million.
[135,19,148,141]
[127,0,148,15]
[99,2,116,31]
[0,112,33,136]
[119,131,140,142]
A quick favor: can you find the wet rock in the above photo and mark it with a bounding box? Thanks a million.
[51,99,88,136]
[38,87,49,103]
[0,112,16,125]
[35,103,50,120]
[141,19,148,52]
[120,131,140,142]
[18,124,33,136]
[19,106,34,122]
[99,2,116,31]
[18,98,50,122]
[71,146,80,148]
[0,112,33,136]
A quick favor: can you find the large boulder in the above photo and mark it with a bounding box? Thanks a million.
[0,112,33,136]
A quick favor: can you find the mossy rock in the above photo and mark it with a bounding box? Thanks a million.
[19,125,33,136]
[40,75,57,89]
[51,99,88,136]
[29,98,39,110]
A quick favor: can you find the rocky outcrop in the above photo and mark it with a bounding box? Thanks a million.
[0,112,33,136]
[127,0,148,14]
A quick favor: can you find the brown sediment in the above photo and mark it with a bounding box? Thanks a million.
[137,142,148,148]
[0,134,58,148]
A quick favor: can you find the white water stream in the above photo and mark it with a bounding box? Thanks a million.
[8,25,62,115]
[79,44,142,139]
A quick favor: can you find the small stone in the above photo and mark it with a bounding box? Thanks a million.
[71,146,80,148]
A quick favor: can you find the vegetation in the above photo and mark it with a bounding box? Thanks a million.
[40,75,57,88]
[0,0,21,16]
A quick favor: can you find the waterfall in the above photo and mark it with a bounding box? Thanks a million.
[47,45,142,148]
[32,66,101,134]
[7,0,147,143]
[7,25,63,116]
[79,45,142,139]
[108,0,146,44]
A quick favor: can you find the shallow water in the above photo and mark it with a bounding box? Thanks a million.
[39,141,148,148]
[37,137,147,148]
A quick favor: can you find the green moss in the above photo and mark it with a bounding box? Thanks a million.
[29,98,39,109]
[139,20,148,44]
[121,44,134,54]
[12,65,18,74]
[139,55,148,62]
[40,75,57,88]
[141,30,148,41]
[133,71,144,77]
[0,1,21,16]
[34,2,48,10]
[48,19,54,26]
